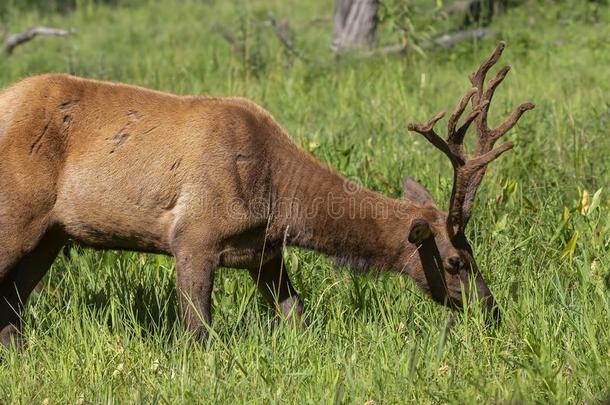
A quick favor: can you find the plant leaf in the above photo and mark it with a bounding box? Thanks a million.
[580,189,589,216]
[586,188,603,216]
[561,231,580,264]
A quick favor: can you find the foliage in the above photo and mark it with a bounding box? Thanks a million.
[0,0,121,19]
[0,0,609,403]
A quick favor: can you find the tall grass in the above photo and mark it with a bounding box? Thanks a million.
[0,0,609,403]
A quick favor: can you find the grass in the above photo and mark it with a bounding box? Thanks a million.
[0,0,609,403]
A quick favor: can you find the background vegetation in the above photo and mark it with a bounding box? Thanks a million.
[0,0,609,403]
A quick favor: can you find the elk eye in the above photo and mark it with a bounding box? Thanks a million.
[446,256,463,274]
[408,219,432,244]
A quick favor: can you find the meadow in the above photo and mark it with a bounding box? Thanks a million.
[0,0,609,403]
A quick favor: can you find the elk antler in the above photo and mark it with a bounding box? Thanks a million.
[407,42,534,236]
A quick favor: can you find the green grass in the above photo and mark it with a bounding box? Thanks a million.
[1,0,609,403]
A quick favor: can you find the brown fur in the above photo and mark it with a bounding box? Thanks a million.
[0,53,526,346]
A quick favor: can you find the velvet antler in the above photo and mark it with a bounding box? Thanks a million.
[408,42,535,236]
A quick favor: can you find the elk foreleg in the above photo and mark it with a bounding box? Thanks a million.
[174,249,217,341]
[248,255,304,324]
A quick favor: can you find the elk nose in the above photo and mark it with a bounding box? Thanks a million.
[445,256,462,274]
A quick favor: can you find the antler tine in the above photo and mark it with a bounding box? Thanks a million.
[407,111,446,133]
[469,41,506,106]
[468,141,514,171]
[408,87,484,168]
[453,99,489,148]
[448,88,477,137]
[482,66,511,108]
[447,88,478,159]
[491,102,536,142]
[467,42,507,148]
[407,111,459,167]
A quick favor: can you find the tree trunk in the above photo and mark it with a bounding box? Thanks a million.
[331,0,378,53]
[464,0,505,25]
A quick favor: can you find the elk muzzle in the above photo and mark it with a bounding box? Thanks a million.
[472,271,501,325]
[455,269,501,325]
[415,238,501,326]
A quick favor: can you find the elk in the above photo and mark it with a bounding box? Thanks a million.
[0,42,533,348]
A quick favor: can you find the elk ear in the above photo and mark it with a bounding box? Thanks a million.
[408,219,432,244]
[403,176,434,205]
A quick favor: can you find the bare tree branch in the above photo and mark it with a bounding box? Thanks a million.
[360,41,407,58]
[268,14,308,61]
[213,24,245,55]
[3,26,75,56]
[433,28,494,49]
[360,28,494,58]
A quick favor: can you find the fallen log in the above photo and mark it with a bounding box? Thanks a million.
[3,26,75,56]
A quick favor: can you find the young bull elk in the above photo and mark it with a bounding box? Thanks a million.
[0,42,533,347]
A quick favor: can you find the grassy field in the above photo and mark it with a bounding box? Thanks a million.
[0,0,609,403]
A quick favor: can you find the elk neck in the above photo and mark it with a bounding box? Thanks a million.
[268,143,417,273]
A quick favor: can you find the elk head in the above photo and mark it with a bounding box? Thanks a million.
[403,42,534,322]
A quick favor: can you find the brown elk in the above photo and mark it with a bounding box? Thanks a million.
[0,42,533,348]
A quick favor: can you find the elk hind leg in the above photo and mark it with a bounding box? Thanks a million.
[0,228,65,349]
